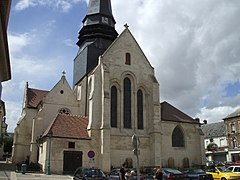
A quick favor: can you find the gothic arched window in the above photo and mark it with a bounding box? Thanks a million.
[137,89,143,129]
[124,77,131,128]
[111,86,117,127]
[172,126,184,147]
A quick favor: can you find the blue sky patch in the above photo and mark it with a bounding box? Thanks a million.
[224,81,240,97]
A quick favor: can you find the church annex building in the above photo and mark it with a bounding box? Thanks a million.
[12,0,205,174]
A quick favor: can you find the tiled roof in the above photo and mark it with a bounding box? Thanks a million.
[161,101,199,124]
[223,108,240,120]
[201,121,225,138]
[27,88,49,108]
[43,114,90,140]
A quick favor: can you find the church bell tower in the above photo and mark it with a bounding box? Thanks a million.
[73,0,118,85]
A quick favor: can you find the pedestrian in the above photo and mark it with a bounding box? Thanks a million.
[120,163,126,180]
[155,168,163,180]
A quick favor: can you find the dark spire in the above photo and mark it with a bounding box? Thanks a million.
[84,0,115,25]
[73,0,118,85]
[77,0,118,46]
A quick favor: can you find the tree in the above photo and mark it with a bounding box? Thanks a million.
[3,136,13,155]
[207,138,218,152]
[207,138,218,163]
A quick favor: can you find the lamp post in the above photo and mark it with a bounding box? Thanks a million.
[47,130,53,175]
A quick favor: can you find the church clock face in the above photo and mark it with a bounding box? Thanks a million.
[102,17,109,24]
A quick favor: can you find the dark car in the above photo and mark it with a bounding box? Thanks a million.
[73,167,107,180]
[183,168,213,180]
[161,168,186,180]
[108,168,120,180]
[108,168,145,180]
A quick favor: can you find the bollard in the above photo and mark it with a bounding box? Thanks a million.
[21,164,27,174]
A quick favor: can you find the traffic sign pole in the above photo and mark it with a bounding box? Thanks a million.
[88,150,95,168]
[132,134,140,180]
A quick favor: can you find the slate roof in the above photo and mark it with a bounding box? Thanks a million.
[161,101,199,124]
[27,88,49,108]
[201,121,225,138]
[42,114,90,140]
[223,108,240,120]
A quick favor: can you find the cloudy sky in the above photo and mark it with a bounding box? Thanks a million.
[3,0,240,132]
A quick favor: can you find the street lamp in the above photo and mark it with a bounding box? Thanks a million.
[47,130,53,175]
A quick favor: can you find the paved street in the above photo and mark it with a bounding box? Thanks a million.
[0,161,72,180]
[11,172,72,180]
[0,171,11,180]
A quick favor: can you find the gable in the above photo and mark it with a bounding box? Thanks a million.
[102,26,154,74]
[43,75,78,105]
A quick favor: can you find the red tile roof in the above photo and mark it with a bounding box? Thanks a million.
[161,101,199,124]
[43,114,90,140]
[27,88,49,108]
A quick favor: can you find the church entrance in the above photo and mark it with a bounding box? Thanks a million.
[63,151,82,174]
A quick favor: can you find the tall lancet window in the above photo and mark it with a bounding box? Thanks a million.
[111,86,117,127]
[124,77,131,128]
[125,53,131,65]
[137,89,143,129]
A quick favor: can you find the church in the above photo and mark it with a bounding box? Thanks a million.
[12,0,205,174]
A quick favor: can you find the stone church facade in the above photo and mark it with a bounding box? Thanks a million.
[12,0,205,174]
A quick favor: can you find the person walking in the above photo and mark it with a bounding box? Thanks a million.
[155,168,163,180]
[120,163,126,180]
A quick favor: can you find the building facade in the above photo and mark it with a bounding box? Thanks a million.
[201,121,228,163]
[223,108,240,162]
[12,0,205,174]
[0,0,11,159]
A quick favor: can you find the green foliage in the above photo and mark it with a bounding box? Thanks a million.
[3,136,13,153]
[207,142,218,152]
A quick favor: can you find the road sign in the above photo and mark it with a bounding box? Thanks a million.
[88,150,95,158]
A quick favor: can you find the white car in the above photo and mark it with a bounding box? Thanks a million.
[227,165,240,174]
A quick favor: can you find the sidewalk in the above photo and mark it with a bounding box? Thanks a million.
[10,172,73,180]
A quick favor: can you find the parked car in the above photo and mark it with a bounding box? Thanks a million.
[206,161,225,167]
[161,168,186,180]
[141,166,159,180]
[108,168,120,180]
[108,168,144,180]
[72,167,107,180]
[224,162,235,168]
[227,166,240,174]
[183,168,213,180]
[206,166,240,180]
[234,161,240,166]
[125,168,144,180]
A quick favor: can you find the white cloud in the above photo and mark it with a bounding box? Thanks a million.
[112,0,240,121]
[64,39,75,47]
[196,106,240,124]
[14,0,37,11]
[4,101,22,133]
[15,0,84,12]
[8,33,32,55]
[12,56,60,76]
